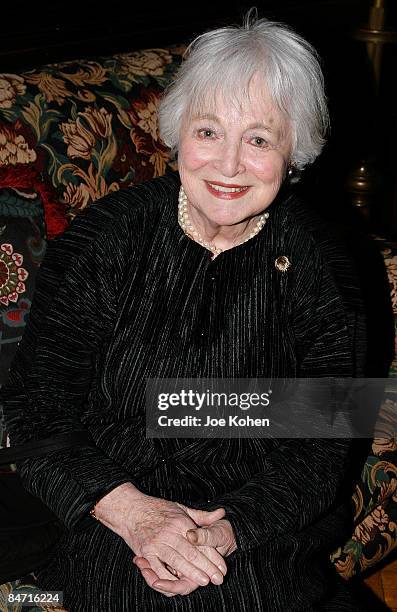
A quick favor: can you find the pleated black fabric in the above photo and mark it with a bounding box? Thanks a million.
[2,173,369,611]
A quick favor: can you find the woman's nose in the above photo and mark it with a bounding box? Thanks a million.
[213,142,245,177]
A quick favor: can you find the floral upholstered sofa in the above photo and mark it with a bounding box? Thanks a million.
[0,43,396,611]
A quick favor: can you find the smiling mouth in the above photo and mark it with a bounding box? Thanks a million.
[205,181,250,198]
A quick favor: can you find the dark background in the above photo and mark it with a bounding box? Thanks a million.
[1,0,396,237]
[0,1,379,69]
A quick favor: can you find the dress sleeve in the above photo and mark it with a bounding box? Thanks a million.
[2,192,139,531]
[209,238,367,552]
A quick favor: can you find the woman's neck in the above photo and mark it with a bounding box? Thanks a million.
[178,187,269,257]
[188,206,258,251]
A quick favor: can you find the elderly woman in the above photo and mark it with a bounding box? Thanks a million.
[3,14,368,612]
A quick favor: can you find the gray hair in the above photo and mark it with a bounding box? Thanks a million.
[158,14,329,169]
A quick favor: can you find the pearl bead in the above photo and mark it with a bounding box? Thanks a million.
[178,186,268,256]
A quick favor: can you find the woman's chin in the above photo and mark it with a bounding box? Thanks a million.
[205,217,248,231]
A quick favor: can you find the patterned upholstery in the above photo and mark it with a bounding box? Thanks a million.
[0,44,396,607]
[331,237,397,579]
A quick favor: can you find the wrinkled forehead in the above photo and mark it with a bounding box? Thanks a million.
[182,73,289,130]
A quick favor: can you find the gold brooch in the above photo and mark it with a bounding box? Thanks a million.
[275,256,291,272]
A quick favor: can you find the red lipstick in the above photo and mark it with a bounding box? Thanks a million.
[205,180,250,200]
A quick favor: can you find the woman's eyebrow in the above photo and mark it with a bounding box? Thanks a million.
[192,113,220,122]
[192,114,275,133]
[246,122,275,132]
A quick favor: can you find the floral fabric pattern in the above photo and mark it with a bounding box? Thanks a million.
[0,244,28,306]
[112,48,173,77]
[0,126,36,166]
[0,47,182,231]
[0,75,26,110]
[330,237,397,579]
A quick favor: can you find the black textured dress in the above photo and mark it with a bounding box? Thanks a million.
[4,173,369,611]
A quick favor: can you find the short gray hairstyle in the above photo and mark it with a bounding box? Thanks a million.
[158,14,329,169]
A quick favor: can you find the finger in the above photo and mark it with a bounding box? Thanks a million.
[139,566,162,587]
[135,558,180,597]
[133,558,166,585]
[135,554,179,583]
[153,577,201,596]
[181,505,226,526]
[149,557,179,583]
[197,545,227,576]
[186,525,226,548]
[165,563,182,578]
[133,556,151,570]
[135,557,199,597]
[161,544,224,586]
[139,568,176,598]
[137,557,200,597]
[136,554,209,596]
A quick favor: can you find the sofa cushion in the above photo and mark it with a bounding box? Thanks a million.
[0,47,184,236]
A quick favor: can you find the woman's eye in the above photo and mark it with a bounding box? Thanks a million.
[251,136,268,148]
[197,128,215,138]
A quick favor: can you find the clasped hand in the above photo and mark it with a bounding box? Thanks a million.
[123,494,236,597]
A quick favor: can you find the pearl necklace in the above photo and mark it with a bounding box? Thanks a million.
[178,186,269,256]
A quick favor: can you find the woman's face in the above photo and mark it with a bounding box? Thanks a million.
[178,77,292,231]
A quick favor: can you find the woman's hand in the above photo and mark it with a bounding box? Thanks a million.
[133,516,236,597]
[133,553,222,598]
[93,483,227,596]
[124,496,227,589]
[186,518,237,556]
